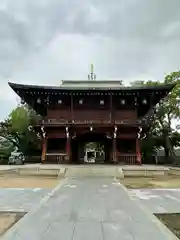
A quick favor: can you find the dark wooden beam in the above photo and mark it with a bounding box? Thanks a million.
[71,92,74,122]
[109,92,112,123]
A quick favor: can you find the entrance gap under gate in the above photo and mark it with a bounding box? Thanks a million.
[71,133,112,164]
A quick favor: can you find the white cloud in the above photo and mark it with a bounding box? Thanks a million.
[0,0,180,119]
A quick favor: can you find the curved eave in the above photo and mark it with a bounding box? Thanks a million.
[8,81,175,92]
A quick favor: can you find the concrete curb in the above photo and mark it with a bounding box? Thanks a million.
[118,178,179,240]
[0,209,26,214]
[1,178,68,239]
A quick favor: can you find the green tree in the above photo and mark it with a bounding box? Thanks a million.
[0,104,41,156]
[156,72,180,164]
[0,138,13,163]
[131,71,180,165]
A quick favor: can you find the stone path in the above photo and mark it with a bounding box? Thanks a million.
[2,178,178,240]
[0,188,49,212]
[130,188,180,213]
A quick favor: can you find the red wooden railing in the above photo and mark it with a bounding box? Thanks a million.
[117,153,137,165]
[45,153,67,164]
[45,153,137,165]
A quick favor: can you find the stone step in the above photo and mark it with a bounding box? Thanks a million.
[122,166,169,177]
[65,166,124,178]
[17,168,66,177]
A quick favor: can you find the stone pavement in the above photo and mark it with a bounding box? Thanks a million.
[2,178,178,240]
[130,188,180,213]
[0,188,49,212]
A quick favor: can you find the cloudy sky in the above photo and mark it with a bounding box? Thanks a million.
[0,0,180,119]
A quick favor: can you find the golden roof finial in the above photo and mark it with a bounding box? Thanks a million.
[88,63,96,80]
[91,63,94,74]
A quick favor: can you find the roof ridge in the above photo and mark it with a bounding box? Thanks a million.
[8,81,175,92]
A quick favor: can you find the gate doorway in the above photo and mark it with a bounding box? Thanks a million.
[71,133,112,164]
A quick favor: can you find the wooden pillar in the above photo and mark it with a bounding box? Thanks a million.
[41,138,47,163]
[66,137,71,162]
[71,92,74,123]
[112,138,117,163]
[109,92,112,123]
[112,126,117,163]
[65,127,71,163]
[136,138,141,165]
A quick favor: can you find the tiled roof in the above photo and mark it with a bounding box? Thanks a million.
[8,81,175,92]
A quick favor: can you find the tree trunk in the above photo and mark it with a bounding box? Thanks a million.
[165,136,178,166]
[163,144,169,164]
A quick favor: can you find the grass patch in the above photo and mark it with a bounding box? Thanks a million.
[121,174,180,189]
[0,212,25,236]
[155,213,180,239]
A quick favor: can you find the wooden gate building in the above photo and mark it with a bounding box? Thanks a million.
[9,79,174,164]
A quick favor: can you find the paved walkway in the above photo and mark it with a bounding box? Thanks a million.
[130,188,180,213]
[0,188,49,212]
[2,178,178,240]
